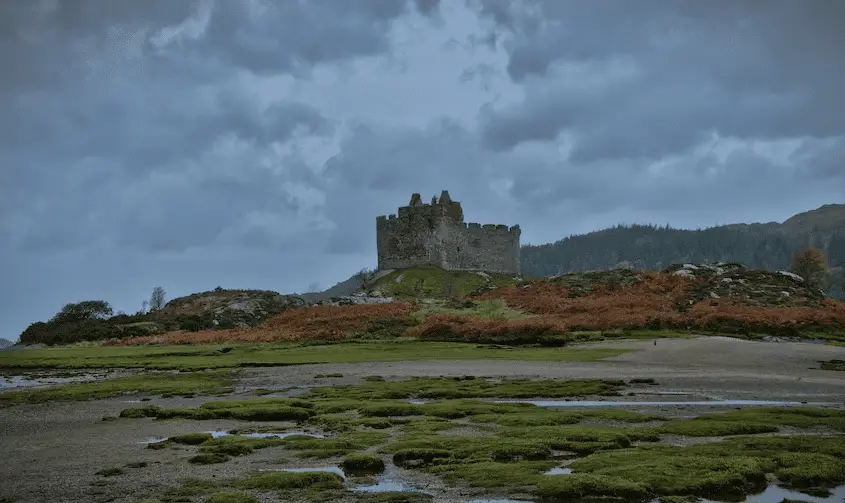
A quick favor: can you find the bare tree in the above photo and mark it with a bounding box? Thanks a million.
[307,281,321,293]
[355,267,375,290]
[140,300,149,314]
[149,286,166,311]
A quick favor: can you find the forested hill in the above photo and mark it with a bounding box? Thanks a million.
[521,204,845,298]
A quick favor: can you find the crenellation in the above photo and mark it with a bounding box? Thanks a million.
[376,190,520,274]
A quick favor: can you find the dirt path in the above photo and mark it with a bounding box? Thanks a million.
[1,336,844,503]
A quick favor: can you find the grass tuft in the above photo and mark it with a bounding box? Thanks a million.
[341,453,386,475]
[235,471,343,491]
[206,492,260,503]
[0,371,232,405]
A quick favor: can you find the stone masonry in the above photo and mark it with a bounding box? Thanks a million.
[376,190,521,274]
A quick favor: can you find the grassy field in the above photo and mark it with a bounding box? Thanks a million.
[0,340,630,371]
[0,371,234,405]
[370,266,527,298]
[111,377,845,502]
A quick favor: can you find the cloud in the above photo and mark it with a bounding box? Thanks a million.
[0,0,842,341]
[475,0,845,161]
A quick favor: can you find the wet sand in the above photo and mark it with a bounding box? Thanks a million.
[1,336,844,503]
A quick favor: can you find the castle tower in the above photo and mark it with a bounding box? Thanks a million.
[375,190,521,274]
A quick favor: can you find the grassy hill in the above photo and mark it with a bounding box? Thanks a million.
[366,265,525,298]
[105,263,845,347]
[521,203,845,298]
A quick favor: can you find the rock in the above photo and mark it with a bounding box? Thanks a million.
[778,271,804,282]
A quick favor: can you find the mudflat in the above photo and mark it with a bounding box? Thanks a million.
[1,336,844,503]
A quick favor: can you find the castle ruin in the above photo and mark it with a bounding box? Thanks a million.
[376,190,521,274]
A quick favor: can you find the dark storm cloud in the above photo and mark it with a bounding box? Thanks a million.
[0,0,443,257]
[475,0,845,161]
[0,0,842,343]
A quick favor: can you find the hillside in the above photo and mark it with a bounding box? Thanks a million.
[521,204,845,298]
[110,263,845,346]
[19,289,304,345]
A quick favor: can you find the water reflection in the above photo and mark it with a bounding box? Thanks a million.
[494,400,824,408]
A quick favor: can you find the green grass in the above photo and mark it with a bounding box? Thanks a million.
[429,460,558,489]
[569,435,845,497]
[536,473,652,501]
[657,407,845,435]
[411,298,529,323]
[341,453,386,475]
[161,479,219,502]
[170,433,214,445]
[206,492,259,503]
[235,471,343,490]
[116,378,845,503]
[659,420,780,437]
[0,371,233,405]
[354,493,433,503]
[0,340,629,371]
[308,376,625,400]
[820,359,845,371]
[371,266,523,298]
[125,397,316,422]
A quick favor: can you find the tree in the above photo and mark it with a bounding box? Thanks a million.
[150,286,166,311]
[354,267,375,291]
[51,300,113,323]
[789,248,829,290]
[307,282,320,293]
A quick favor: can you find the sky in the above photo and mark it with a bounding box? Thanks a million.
[2,0,844,340]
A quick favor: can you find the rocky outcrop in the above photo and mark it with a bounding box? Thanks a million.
[665,263,826,307]
[161,289,305,329]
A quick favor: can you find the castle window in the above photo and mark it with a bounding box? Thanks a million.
[456,247,461,253]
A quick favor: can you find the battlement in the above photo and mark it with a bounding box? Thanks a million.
[376,190,520,274]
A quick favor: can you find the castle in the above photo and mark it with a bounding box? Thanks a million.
[376,190,521,274]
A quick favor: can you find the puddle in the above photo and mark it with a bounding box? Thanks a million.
[205,430,324,439]
[278,466,346,479]
[494,400,826,408]
[139,431,323,444]
[351,461,429,494]
[699,484,845,503]
[353,480,422,493]
[0,374,102,389]
[636,391,695,396]
[543,467,572,475]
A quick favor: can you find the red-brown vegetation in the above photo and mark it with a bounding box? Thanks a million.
[112,268,845,346]
[110,302,416,345]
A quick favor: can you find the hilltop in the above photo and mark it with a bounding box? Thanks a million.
[521,203,845,298]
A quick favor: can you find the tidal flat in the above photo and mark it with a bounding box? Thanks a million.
[2,337,845,503]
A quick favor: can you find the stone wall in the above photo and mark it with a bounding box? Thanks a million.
[376,191,521,274]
